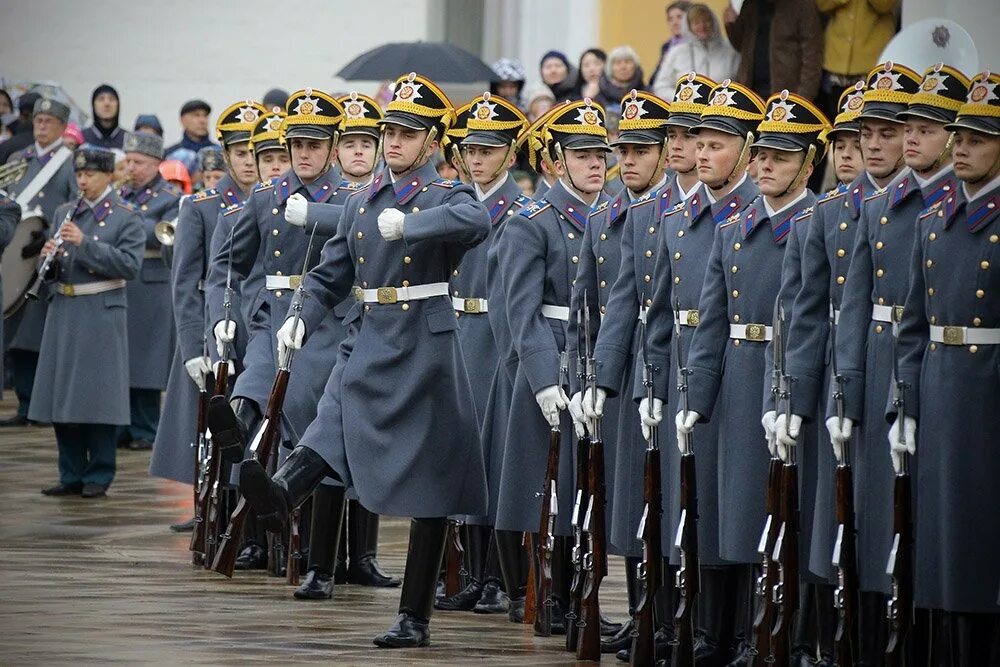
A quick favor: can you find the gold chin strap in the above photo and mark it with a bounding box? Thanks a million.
[449,143,472,183]
[726,131,754,185]
[413,126,439,173]
[642,138,670,194]
[553,141,583,192]
[929,131,955,173]
[489,141,517,184]
[783,144,817,197]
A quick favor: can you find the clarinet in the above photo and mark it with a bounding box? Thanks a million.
[27,200,79,300]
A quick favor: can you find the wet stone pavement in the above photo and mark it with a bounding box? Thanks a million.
[0,402,631,666]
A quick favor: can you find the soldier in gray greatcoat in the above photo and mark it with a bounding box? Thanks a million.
[31,147,144,497]
[150,101,267,530]
[119,131,182,450]
[234,73,490,649]
[434,92,530,615]
[890,72,1000,662]
[573,89,672,655]
[640,77,762,662]
[492,99,610,633]
[2,97,77,427]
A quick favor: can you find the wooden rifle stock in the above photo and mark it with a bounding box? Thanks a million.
[524,532,537,625]
[566,435,590,652]
[286,507,302,586]
[534,427,560,637]
[884,469,912,666]
[445,520,465,597]
[576,438,606,662]
[189,381,211,560]
[671,450,699,667]
[833,459,859,666]
[749,456,783,664]
[769,459,799,666]
[210,367,291,577]
[631,446,662,667]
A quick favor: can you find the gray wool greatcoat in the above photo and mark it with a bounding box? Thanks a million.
[891,184,1000,614]
[293,161,490,518]
[28,192,145,424]
[783,176,867,581]
[591,179,680,557]
[150,176,247,484]
[834,165,957,593]
[683,191,814,565]
[643,175,759,565]
[208,168,357,445]
[119,174,182,390]
[5,142,77,353]
[454,174,532,526]
[0,192,20,385]
[494,180,600,537]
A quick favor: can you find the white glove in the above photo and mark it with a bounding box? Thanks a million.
[284,192,308,227]
[675,409,700,452]
[377,208,405,241]
[825,415,854,464]
[535,384,570,428]
[887,416,917,473]
[276,317,306,358]
[774,412,802,461]
[184,356,211,391]
[213,360,236,379]
[582,386,606,420]
[762,410,778,458]
[213,319,236,359]
[568,392,587,439]
[638,397,663,444]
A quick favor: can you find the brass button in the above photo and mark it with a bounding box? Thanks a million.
[422,187,428,192]
[645,250,653,258]
[927,287,934,296]
[990,234,999,243]
[403,256,411,264]
[402,280,410,287]
[930,315,936,324]
[275,290,283,298]
[876,269,885,277]
[600,280,606,288]
[837,248,846,257]
[359,207,366,214]
[837,276,845,284]
[880,216,888,225]
[276,270,283,276]
[356,231,364,239]
[274,250,281,257]
[600,305,607,314]
[401,303,409,311]
[839,222,848,230]
[572,256,579,264]
[677,230,684,237]
[362,281,368,288]
[271,208,278,215]
[875,241,883,250]
[734,242,741,250]
[926,260,933,268]
[272,229,279,236]
[411,207,420,213]
[650,227,656,234]
[732,289,739,298]
[358,256,365,264]
[453,269,459,276]
[644,274,651,283]
[568,233,575,240]
[974,317,982,326]
[929,232,937,241]
[981,261,990,270]
[929,342,936,351]
[970,345,978,354]
[875,324,883,334]
[674,276,681,284]
[674,252,681,260]
[598,257,605,264]
[364,304,371,312]
[733,314,741,322]
[976,289,985,298]
[98,221,105,227]
[600,233,607,241]
[731,265,738,274]
[878,297,885,305]
[733,339,741,347]
[645,298,652,307]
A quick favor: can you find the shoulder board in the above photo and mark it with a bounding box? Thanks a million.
[116,200,137,212]
[663,201,686,216]
[719,217,739,229]
[430,178,459,189]
[589,200,610,217]
[347,183,372,197]
[192,188,220,202]
[918,201,942,220]
[818,187,846,204]
[520,200,551,219]
[630,192,655,208]
[223,204,244,217]
[793,206,814,222]
[254,178,278,193]
[513,194,533,209]
[863,190,888,203]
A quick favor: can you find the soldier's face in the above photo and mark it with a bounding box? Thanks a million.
[337,135,377,178]
[290,137,333,182]
[755,147,809,198]
[952,129,1000,185]
[832,133,862,185]
[382,125,433,173]
[462,144,512,186]
[902,118,951,174]
[667,126,697,174]
[695,129,743,188]
[181,110,210,138]
[860,119,904,179]
[32,113,65,147]
[124,152,161,187]
[257,150,290,180]
[618,143,662,191]
[226,142,258,188]
[559,147,607,194]
[75,169,113,200]
[93,92,118,121]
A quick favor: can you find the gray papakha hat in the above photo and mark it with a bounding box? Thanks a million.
[123,131,165,160]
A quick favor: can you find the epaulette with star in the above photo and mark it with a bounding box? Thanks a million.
[192,188,220,203]
[589,200,610,217]
[254,178,278,193]
[630,191,655,208]
[116,200,137,212]
[430,178,459,189]
[513,194,532,210]
[863,189,888,203]
[793,206,814,222]
[818,187,846,204]
[223,204,244,217]
[663,201,686,217]
[918,200,942,220]
[720,212,741,228]
[520,199,550,219]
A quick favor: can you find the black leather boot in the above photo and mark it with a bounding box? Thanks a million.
[814,583,836,666]
[234,542,267,570]
[373,517,448,649]
[791,581,818,666]
[495,529,528,623]
[436,523,485,611]
[603,557,641,653]
[473,530,509,614]
[294,484,346,600]
[346,501,401,587]
[549,536,573,635]
[238,445,334,534]
[858,591,887,667]
[207,396,260,465]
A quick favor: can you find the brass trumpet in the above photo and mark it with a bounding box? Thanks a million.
[0,159,28,189]
[154,218,177,246]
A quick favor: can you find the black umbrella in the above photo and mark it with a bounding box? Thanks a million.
[337,41,495,83]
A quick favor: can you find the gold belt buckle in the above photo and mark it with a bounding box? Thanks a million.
[377,286,398,304]
[353,286,364,302]
[746,323,765,341]
[686,309,700,326]
[62,284,75,297]
[464,298,480,313]
[942,326,964,346]
[289,275,302,289]
[892,305,904,323]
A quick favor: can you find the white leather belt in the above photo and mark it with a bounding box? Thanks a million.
[871,303,904,324]
[452,297,488,313]
[638,306,648,324]
[729,323,773,342]
[144,248,162,259]
[541,304,570,321]
[829,303,840,325]
[55,279,126,297]
[930,325,1000,346]
[265,274,303,290]
[678,309,700,327]
[354,281,449,304]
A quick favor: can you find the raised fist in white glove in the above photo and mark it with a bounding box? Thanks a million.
[638,397,663,443]
[284,192,308,227]
[377,208,405,241]
[184,356,211,390]
[825,416,854,463]
[276,317,306,358]
[213,360,236,379]
[675,409,700,451]
[887,416,916,473]
[568,392,587,439]
[535,384,570,428]
[213,319,236,358]
[761,410,778,458]
[582,387,606,420]
[774,412,802,461]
